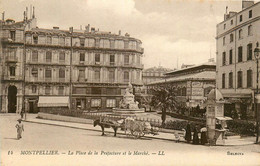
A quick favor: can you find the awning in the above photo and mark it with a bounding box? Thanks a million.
[216,116,232,121]
[38,96,69,107]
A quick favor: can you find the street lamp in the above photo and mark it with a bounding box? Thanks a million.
[254,41,260,143]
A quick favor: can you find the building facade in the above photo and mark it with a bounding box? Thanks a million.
[147,61,216,108]
[142,66,172,85]
[216,1,260,118]
[0,11,144,113]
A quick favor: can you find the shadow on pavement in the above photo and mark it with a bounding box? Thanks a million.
[4,137,18,140]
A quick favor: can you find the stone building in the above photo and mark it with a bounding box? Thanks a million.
[216,1,260,118]
[147,61,216,108]
[142,66,172,85]
[0,10,144,113]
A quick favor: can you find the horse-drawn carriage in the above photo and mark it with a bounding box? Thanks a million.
[93,117,159,138]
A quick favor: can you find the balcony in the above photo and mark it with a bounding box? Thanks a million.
[3,75,23,81]
[5,56,18,63]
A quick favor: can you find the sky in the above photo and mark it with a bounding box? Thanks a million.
[0,0,246,69]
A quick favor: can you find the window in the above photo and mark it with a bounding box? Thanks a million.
[46,51,52,62]
[230,34,234,43]
[47,36,52,44]
[124,41,129,49]
[80,38,85,47]
[45,86,51,95]
[240,15,243,22]
[248,25,252,36]
[78,69,85,82]
[224,24,226,30]
[229,49,233,64]
[59,52,65,62]
[32,50,38,62]
[10,31,15,41]
[32,85,37,93]
[106,99,116,108]
[222,52,226,66]
[58,86,64,95]
[59,68,65,78]
[247,43,252,60]
[222,73,226,88]
[33,35,38,44]
[237,71,243,88]
[45,69,52,78]
[110,54,115,65]
[124,71,129,82]
[223,37,225,45]
[137,55,140,64]
[247,70,252,88]
[108,70,115,82]
[229,72,233,88]
[80,53,85,62]
[59,37,65,46]
[249,10,252,18]
[32,68,38,77]
[110,40,115,48]
[94,70,100,81]
[91,99,101,108]
[238,46,243,62]
[124,54,129,65]
[9,66,15,76]
[231,19,233,25]
[95,54,100,63]
[95,39,100,47]
[239,29,243,39]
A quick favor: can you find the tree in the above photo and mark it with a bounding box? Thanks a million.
[150,85,178,127]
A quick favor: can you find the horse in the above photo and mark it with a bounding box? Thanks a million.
[93,119,119,137]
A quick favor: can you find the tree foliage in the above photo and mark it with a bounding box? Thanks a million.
[149,85,178,126]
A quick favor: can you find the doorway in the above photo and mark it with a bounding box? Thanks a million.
[8,86,17,113]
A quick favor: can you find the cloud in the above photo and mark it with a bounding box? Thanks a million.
[1,0,241,69]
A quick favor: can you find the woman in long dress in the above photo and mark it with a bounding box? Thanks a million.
[15,119,24,140]
[185,123,192,143]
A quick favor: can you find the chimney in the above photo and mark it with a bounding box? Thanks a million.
[119,30,121,35]
[242,0,254,9]
[2,11,4,21]
[32,6,35,18]
[69,27,73,33]
[85,24,90,33]
[91,27,95,33]
[125,33,130,37]
[229,11,237,17]
[26,7,28,20]
[53,26,59,30]
[224,14,230,21]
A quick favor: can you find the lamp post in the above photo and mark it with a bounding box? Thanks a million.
[254,42,260,143]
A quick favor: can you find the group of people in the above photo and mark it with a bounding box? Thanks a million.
[184,123,207,145]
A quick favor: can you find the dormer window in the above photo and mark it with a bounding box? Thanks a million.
[10,31,15,41]
[33,35,38,44]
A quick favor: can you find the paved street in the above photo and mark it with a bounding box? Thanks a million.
[1,114,260,166]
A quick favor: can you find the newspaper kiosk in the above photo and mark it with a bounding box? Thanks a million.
[206,89,232,145]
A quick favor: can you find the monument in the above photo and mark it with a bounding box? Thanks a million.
[113,83,145,115]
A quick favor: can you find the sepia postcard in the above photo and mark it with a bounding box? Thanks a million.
[0,0,260,165]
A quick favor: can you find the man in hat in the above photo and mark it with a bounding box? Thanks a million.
[15,119,24,140]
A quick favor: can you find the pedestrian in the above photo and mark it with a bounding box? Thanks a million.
[15,119,24,140]
[20,110,24,119]
[192,127,199,145]
[200,127,207,145]
[185,122,192,143]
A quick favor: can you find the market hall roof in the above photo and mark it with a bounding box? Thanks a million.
[147,61,216,85]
